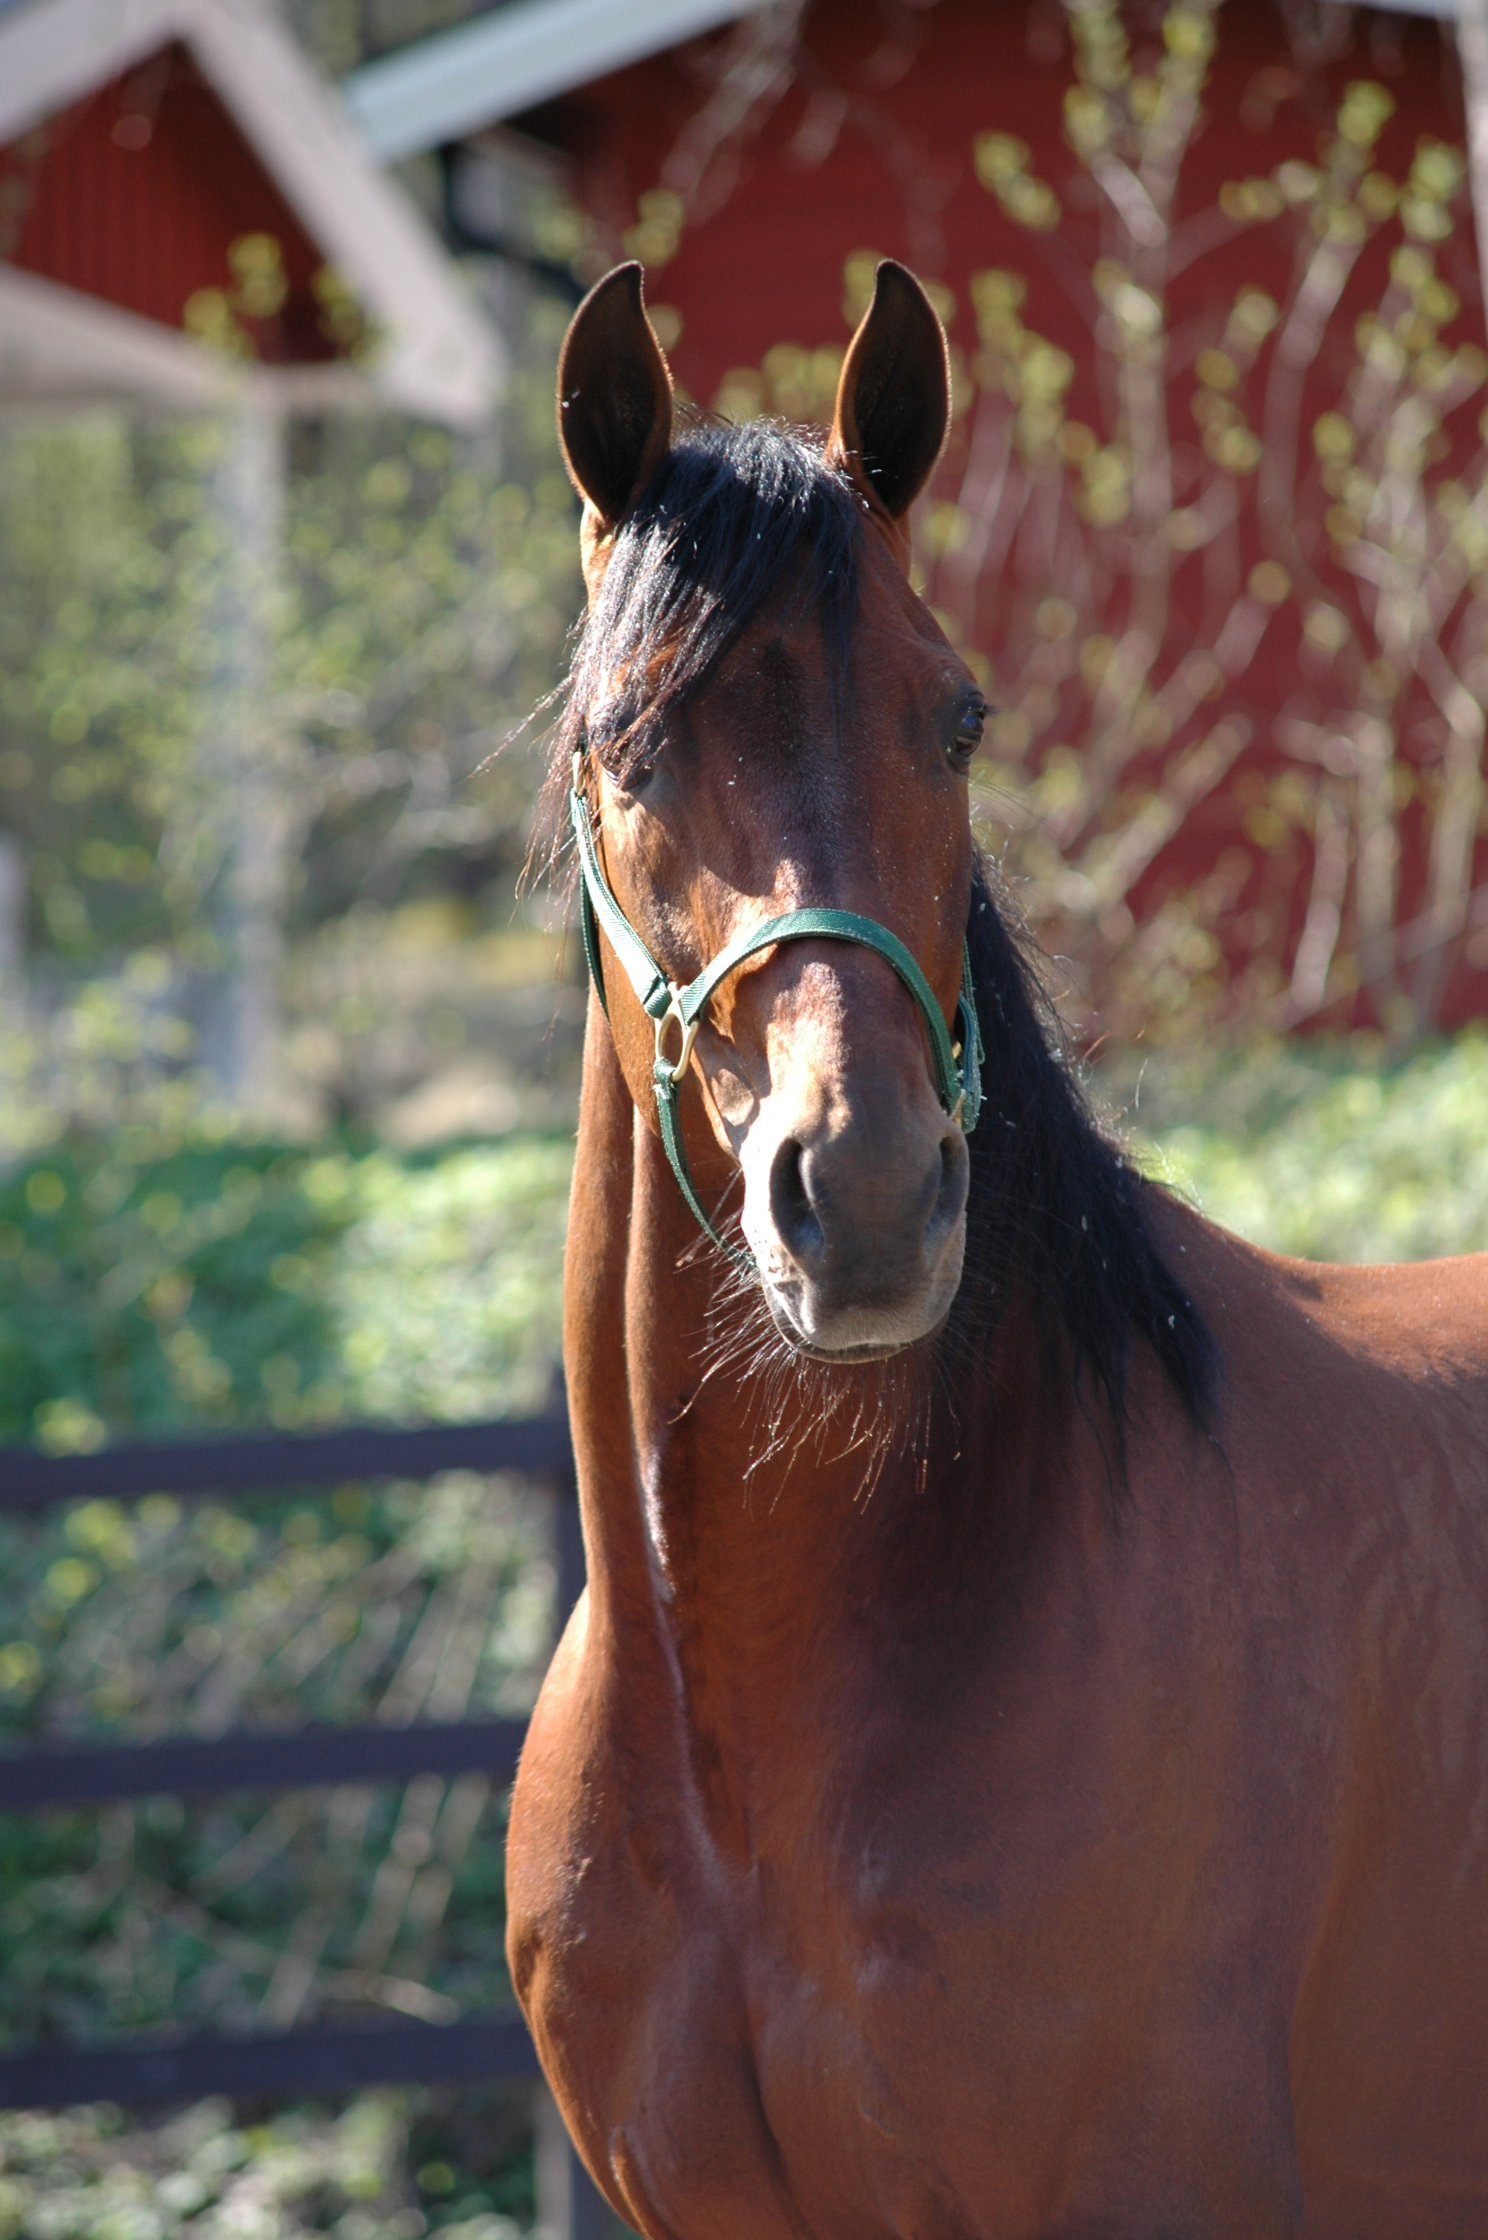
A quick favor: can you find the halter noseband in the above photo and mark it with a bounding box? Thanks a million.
[569,756,983,1271]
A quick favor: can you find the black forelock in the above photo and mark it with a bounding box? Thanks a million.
[560,417,862,782]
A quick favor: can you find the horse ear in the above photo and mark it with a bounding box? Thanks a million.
[826,261,949,524]
[557,263,674,532]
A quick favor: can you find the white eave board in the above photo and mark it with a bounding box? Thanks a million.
[0,261,233,409]
[341,0,753,163]
[0,262,378,413]
[0,0,501,424]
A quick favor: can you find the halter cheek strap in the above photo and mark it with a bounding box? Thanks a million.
[569,764,983,1271]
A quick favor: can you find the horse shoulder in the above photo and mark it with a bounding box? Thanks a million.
[1147,1197,1488,1476]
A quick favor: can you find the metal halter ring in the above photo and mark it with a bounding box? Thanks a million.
[654,990,700,1085]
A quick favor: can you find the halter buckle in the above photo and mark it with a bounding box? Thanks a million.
[654,987,700,1085]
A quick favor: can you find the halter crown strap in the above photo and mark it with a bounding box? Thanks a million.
[569,775,983,1268]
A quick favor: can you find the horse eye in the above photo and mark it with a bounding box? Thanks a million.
[593,722,658,793]
[948,698,986,768]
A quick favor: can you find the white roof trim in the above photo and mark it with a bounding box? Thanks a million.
[0,0,502,423]
[0,260,233,410]
[0,261,381,413]
[343,0,1470,165]
[0,0,178,140]
[342,0,753,163]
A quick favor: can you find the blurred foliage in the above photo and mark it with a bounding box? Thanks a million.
[0,2088,536,2239]
[0,327,578,970]
[285,2,500,75]
[0,146,588,2199]
[0,1133,569,2060]
[326,1144,570,1425]
[276,398,575,932]
[0,963,212,1165]
[277,912,584,1147]
[0,1751,515,2041]
[0,284,582,1144]
[1122,1025,1488,1263]
[0,1466,554,1746]
[0,1134,570,1451]
[0,419,220,964]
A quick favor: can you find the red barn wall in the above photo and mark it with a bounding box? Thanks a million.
[533,3,1465,409]
[0,42,338,363]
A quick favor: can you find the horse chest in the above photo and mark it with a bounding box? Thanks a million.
[538,1791,1012,2233]
[524,1636,1297,2240]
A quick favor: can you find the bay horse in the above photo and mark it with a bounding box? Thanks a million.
[506,260,1488,2238]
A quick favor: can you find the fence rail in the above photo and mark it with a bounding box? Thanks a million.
[0,1413,619,2237]
[0,2016,539,2107]
[0,1415,574,1510]
[0,1716,529,1810]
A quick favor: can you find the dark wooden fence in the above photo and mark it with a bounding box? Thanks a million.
[0,1415,619,2240]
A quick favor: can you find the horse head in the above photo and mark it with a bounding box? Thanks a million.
[556,260,986,1362]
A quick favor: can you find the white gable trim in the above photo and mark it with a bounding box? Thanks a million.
[0,259,231,411]
[0,0,181,144]
[0,261,378,416]
[341,0,753,163]
[0,0,501,423]
[342,0,1468,166]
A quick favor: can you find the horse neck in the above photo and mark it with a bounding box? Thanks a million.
[563,1005,1063,1776]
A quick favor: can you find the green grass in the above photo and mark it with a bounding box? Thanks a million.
[0,2087,537,2239]
[0,1131,573,1455]
[1122,1028,1488,1265]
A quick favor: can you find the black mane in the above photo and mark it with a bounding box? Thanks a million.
[547,418,1217,1439]
[949,864,1218,1444]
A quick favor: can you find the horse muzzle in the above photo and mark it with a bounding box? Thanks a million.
[743,1105,970,1360]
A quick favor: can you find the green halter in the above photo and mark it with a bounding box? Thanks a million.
[569,761,983,1270]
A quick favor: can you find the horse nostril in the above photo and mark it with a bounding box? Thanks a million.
[770,1137,826,1272]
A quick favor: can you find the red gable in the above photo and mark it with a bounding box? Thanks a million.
[1,40,341,363]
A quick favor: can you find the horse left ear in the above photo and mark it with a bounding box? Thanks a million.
[826,261,949,528]
[557,262,674,540]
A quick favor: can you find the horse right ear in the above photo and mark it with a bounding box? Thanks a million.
[826,261,948,536]
[557,263,674,541]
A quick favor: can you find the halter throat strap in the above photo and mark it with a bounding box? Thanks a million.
[569,767,983,1268]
